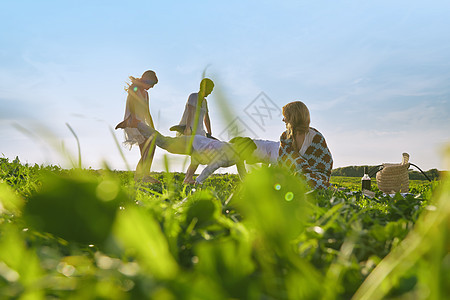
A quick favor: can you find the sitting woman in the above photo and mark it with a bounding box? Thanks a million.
[278,101,333,189]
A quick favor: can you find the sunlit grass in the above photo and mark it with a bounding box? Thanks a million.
[0,154,447,299]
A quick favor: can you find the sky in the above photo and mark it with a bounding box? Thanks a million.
[1,0,449,174]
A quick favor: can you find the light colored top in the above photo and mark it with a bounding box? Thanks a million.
[178,92,208,136]
[299,128,315,155]
[251,140,280,164]
[190,136,245,184]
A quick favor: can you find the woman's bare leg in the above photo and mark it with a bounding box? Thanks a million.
[118,119,193,155]
[119,119,195,183]
[183,163,198,184]
[135,137,160,183]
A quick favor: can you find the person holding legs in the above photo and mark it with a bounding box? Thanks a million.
[116,70,159,183]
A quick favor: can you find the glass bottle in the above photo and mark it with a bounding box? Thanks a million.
[361,166,371,191]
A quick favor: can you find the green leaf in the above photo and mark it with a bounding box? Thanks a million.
[23,172,124,247]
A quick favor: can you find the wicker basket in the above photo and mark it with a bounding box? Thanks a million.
[376,153,410,193]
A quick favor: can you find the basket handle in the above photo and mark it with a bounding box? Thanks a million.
[368,165,383,178]
[367,163,431,182]
[409,163,432,182]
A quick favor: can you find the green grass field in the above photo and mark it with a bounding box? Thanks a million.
[0,157,448,299]
[330,176,430,191]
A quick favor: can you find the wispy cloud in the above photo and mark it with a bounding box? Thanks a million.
[378,100,449,130]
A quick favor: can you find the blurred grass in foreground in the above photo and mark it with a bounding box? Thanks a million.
[0,155,448,299]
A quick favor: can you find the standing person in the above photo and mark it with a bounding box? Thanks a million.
[278,101,333,189]
[175,78,214,137]
[172,78,214,183]
[116,70,160,183]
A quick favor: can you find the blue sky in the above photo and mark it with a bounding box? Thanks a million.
[1,0,449,172]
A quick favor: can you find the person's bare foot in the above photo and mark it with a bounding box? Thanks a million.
[115,115,139,130]
[141,176,161,184]
[183,178,196,184]
[115,116,129,130]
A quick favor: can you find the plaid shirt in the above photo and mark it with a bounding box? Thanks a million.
[278,128,333,189]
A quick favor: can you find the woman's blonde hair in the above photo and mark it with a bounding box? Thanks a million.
[282,101,310,150]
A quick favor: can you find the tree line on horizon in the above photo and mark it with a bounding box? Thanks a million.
[0,156,443,181]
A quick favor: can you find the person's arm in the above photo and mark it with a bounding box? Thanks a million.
[136,122,157,139]
[236,161,247,181]
[195,162,221,184]
[204,110,212,136]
